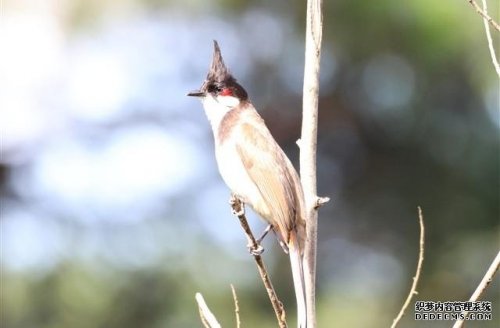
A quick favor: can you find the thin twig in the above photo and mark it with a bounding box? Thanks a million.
[467,0,500,32]
[300,1,324,327]
[480,0,500,76]
[391,207,425,328]
[452,250,500,328]
[195,293,222,328]
[230,197,288,328]
[314,196,330,209]
[230,284,241,328]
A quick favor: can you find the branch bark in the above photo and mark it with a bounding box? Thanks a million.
[452,250,500,327]
[300,0,324,327]
[466,0,500,32]
[391,207,425,328]
[479,0,500,76]
[230,197,288,328]
[196,293,222,328]
[230,284,241,328]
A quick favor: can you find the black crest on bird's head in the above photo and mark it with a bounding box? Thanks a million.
[200,40,248,101]
[207,40,230,83]
[187,41,248,100]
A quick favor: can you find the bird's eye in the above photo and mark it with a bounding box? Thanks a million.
[207,84,222,94]
[207,84,215,93]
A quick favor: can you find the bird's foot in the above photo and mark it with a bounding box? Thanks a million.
[247,242,265,256]
[256,224,273,244]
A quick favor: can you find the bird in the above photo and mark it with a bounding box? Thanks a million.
[188,40,307,328]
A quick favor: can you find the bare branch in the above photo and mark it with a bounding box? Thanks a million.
[230,284,241,328]
[452,251,500,327]
[314,196,330,209]
[480,0,500,76]
[466,0,500,32]
[391,207,425,328]
[467,0,500,32]
[230,196,288,328]
[196,293,222,328]
[300,0,324,327]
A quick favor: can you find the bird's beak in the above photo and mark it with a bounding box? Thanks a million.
[187,90,205,97]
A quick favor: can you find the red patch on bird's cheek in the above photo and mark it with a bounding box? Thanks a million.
[220,88,233,96]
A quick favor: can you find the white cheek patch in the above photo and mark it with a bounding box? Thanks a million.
[201,95,233,131]
[216,95,240,108]
[200,94,241,134]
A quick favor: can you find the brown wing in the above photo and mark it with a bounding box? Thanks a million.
[235,122,303,245]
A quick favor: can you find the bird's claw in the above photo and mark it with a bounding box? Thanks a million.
[247,243,265,256]
[229,195,238,205]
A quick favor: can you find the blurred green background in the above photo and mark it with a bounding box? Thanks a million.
[1,0,499,327]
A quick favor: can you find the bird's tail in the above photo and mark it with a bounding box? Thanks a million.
[289,234,307,328]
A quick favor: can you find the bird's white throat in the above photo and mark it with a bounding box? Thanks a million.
[201,94,240,132]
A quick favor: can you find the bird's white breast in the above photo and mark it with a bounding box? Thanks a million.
[214,135,263,208]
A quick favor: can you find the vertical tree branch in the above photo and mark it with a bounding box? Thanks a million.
[230,284,241,328]
[300,0,324,327]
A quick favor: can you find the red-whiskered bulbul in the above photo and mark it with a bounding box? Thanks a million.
[188,40,307,328]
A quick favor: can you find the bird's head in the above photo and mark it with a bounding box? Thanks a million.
[188,40,248,109]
